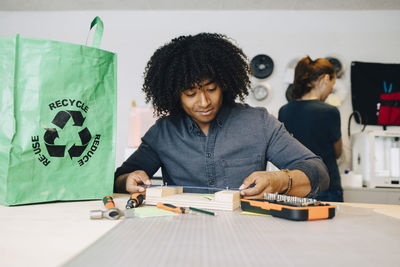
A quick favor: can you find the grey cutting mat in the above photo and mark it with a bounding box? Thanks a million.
[64,206,400,267]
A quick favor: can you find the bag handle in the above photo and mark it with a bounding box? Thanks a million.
[86,16,103,48]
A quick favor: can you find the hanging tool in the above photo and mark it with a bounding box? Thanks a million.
[126,193,145,209]
[156,202,189,214]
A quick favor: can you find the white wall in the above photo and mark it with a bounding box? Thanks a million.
[1,10,400,172]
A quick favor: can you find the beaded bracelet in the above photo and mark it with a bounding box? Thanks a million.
[279,169,292,195]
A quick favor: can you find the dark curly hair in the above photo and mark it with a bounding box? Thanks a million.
[292,56,335,100]
[142,33,251,117]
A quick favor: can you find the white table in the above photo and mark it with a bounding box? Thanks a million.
[1,194,400,267]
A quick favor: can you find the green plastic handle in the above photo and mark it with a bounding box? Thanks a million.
[86,16,103,48]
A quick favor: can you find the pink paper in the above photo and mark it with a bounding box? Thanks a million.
[128,107,156,148]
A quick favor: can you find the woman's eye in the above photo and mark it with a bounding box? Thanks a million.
[184,91,196,97]
[207,87,217,92]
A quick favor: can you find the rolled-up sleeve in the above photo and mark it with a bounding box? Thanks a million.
[263,112,329,198]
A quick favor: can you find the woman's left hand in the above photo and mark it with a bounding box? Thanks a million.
[239,171,288,199]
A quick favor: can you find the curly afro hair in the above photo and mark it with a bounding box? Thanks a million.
[142,33,251,117]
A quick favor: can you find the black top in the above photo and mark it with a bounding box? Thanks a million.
[278,100,342,192]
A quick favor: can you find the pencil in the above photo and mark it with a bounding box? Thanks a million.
[189,207,216,216]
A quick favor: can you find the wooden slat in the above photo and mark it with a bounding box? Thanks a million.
[145,187,241,211]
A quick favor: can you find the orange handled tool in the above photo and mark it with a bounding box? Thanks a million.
[90,195,122,220]
[156,202,188,214]
[103,195,116,210]
[126,193,145,209]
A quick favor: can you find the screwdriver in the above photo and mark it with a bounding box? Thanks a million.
[156,202,189,214]
[126,193,145,209]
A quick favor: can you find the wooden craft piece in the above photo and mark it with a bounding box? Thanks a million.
[145,186,241,211]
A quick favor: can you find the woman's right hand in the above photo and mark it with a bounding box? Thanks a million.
[125,170,152,193]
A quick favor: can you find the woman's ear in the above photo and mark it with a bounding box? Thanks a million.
[322,74,331,82]
[313,74,326,88]
[318,74,332,90]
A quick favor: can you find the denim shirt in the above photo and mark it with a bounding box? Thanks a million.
[115,103,329,197]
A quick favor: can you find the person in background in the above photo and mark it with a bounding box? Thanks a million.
[278,56,343,202]
[114,34,329,199]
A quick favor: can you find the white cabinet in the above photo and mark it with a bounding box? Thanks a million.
[343,186,400,204]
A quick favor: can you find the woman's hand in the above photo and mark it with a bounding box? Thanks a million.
[125,170,152,193]
[239,170,311,198]
[239,171,288,199]
[115,170,152,194]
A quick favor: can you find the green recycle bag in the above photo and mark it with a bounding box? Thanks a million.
[0,17,117,205]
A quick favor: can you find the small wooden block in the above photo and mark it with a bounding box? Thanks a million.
[215,190,241,203]
[146,186,183,198]
[145,187,240,211]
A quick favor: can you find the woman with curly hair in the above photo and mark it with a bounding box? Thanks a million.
[115,33,329,199]
[278,56,343,202]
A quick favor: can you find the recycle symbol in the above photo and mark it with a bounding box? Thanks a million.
[44,110,92,159]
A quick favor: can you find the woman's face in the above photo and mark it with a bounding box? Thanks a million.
[180,79,223,132]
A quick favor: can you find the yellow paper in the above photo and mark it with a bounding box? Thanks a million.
[241,211,271,217]
[133,206,177,218]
